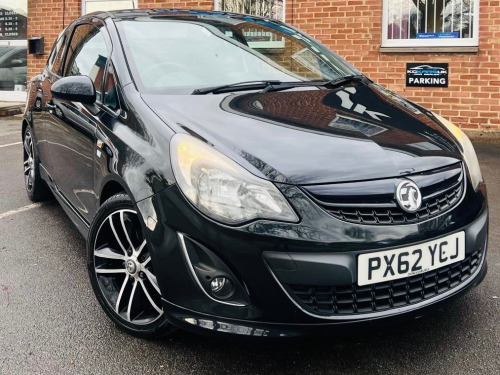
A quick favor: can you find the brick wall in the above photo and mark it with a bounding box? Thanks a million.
[27,0,500,132]
[27,0,81,79]
[287,1,500,132]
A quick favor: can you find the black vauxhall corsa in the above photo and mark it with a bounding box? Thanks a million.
[22,9,488,338]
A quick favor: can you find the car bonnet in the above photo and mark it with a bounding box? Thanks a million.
[142,81,463,185]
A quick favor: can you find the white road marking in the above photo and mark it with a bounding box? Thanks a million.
[0,141,22,149]
[0,203,43,220]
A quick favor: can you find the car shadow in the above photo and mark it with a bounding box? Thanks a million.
[143,285,488,374]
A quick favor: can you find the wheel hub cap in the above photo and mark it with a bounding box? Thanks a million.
[126,259,138,275]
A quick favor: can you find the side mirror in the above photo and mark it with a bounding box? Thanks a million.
[51,75,96,104]
[11,59,24,67]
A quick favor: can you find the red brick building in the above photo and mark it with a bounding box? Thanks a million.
[25,0,500,136]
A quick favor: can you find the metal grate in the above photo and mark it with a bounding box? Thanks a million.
[286,249,483,316]
[326,182,463,225]
[303,163,465,225]
[217,0,285,21]
[386,0,475,40]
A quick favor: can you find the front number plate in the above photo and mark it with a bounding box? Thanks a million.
[357,232,465,286]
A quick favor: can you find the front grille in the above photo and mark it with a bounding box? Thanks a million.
[303,162,465,225]
[286,249,483,316]
[327,182,462,225]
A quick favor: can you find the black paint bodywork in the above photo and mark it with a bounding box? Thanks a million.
[23,9,488,337]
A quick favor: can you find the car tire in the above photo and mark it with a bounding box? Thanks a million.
[23,124,52,202]
[87,193,175,339]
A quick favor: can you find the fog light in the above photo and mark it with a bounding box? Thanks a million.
[210,277,233,299]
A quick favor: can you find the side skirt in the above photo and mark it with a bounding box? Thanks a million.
[39,163,90,239]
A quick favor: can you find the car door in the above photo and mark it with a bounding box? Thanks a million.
[0,48,14,89]
[45,21,110,224]
[32,32,68,171]
[0,48,27,89]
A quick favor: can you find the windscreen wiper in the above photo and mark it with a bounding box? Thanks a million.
[259,75,367,93]
[191,75,367,95]
[192,80,282,95]
[325,74,366,89]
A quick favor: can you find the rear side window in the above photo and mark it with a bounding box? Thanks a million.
[64,24,109,101]
[103,63,120,111]
[47,34,67,75]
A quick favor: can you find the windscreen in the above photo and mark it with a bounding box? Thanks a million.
[118,15,359,93]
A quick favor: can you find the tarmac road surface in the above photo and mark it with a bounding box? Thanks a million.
[0,117,498,375]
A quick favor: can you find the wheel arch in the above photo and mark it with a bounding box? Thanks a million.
[21,118,29,139]
[98,176,130,206]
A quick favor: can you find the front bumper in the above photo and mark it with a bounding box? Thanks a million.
[136,181,488,337]
[164,259,487,338]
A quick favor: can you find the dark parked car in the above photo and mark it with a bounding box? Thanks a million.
[0,46,27,90]
[22,9,487,338]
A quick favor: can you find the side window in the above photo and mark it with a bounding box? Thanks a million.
[12,48,28,65]
[46,39,58,71]
[9,49,27,67]
[103,63,120,111]
[47,34,68,75]
[64,24,109,101]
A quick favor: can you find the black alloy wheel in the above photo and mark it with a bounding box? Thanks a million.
[23,125,51,202]
[87,193,175,338]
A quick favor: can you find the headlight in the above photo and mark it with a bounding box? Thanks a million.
[433,112,483,191]
[170,133,299,225]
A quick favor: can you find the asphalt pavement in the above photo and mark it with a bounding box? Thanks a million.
[0,116,498,375]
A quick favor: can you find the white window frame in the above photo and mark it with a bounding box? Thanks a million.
[214,0,286,22]
[82,0,137,15]
[381,0,480,48]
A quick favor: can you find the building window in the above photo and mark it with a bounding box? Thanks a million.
[214,1,285,22]
[214,1,286,49]
[382,0,479,48]
[0,0,27,98]
[82,0,137,15]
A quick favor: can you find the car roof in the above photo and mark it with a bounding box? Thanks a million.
[86,8,272,22]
